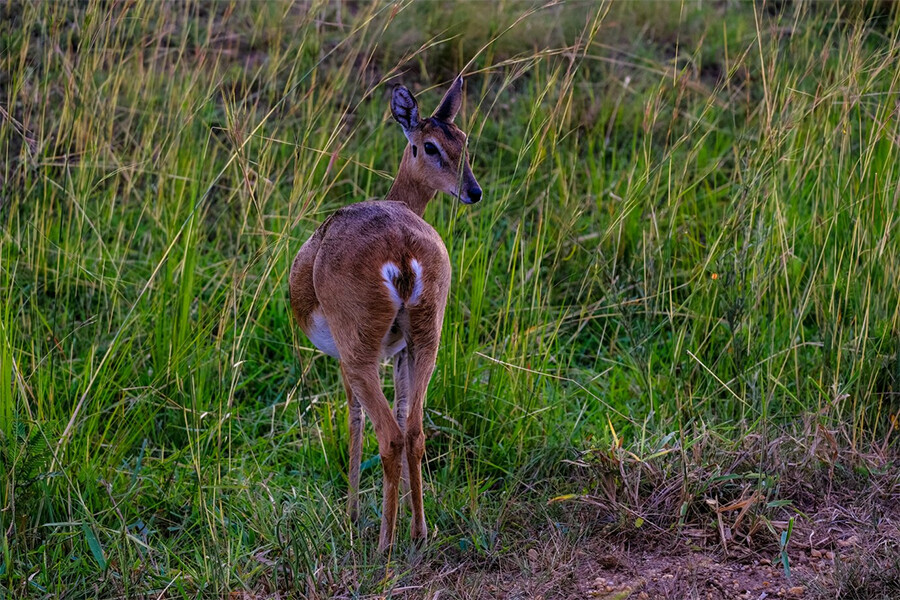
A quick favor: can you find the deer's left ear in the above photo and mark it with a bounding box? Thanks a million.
[432,76,463,123]
[391,85,420,139]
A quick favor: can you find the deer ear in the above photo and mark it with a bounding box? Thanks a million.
[432,76,463,123]
[391,85,420,136]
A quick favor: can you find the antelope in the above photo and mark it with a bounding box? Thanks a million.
[289,77,481,552]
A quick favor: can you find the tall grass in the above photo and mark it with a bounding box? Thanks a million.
[1,0,899,595]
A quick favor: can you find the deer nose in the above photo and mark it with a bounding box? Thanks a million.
[467,186,482,203]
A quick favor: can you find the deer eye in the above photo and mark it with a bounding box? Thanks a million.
[423,142,438,156]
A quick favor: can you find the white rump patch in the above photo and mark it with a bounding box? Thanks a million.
[408,259,424,305]
[381,262,403,306]
[381,259,424,307]
[306,309,340,358]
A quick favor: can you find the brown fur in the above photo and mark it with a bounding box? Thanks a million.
[288,79,481,552]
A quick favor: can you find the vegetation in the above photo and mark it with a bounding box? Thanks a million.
[1,0,899,597]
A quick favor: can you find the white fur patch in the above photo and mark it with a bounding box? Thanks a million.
[306,309,340,358]
[381,262,403,306]
[381,259,423,307]
[408,259,424,305]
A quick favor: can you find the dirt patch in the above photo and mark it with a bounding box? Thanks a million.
[404,493,900,600]
[426,534,897,600]
[573,547,825,600]
[448,541,823,600]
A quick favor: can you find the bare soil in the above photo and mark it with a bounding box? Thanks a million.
[405,497,900,600]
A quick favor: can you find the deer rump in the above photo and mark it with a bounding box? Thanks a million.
[307,200,449,361]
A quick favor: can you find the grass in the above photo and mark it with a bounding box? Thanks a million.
[2,0,900,597]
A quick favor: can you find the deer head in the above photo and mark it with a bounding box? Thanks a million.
[390,77,482,205]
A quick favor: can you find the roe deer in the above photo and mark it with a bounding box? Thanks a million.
[289,77,481,552]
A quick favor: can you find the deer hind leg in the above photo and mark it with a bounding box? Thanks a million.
[341,362,364,523]
[318,268,406,551]
[392,348,411,504]
[404,308,443,543]
[340,362,404,553]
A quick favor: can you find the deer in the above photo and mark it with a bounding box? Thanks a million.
[288,77,481,553]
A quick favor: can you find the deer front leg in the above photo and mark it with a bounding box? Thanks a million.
[341,362,364,523]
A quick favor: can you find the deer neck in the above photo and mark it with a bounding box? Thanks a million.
[385,144,436,218]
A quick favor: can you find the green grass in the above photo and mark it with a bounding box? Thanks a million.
[2,0,900,596]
